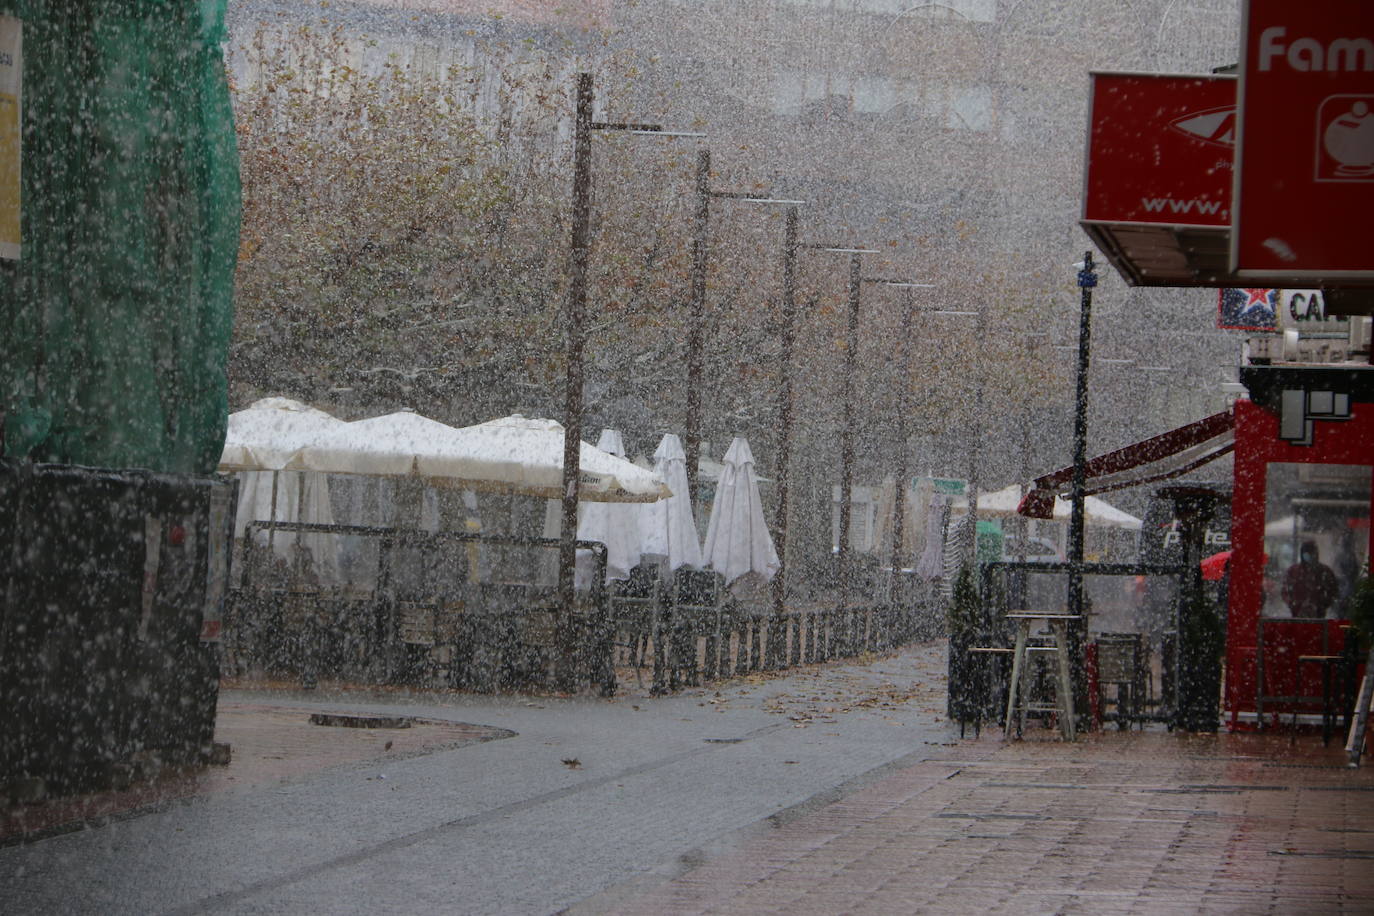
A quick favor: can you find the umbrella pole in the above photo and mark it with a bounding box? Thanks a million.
[269,470,279,562]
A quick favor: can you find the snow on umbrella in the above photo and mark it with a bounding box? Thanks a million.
[640,433,703,572]
[291,410,457,476]
[702,437,778,586]
[293,413,670,503]
[958,483,1143,531]
[219,397,346,471]
[575,429,644,583]
[218,397,344,584]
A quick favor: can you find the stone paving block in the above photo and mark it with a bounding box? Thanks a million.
[591,728,1374,915]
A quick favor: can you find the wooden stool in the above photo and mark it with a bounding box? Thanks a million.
[1004,612,1079,741]
[1297,654,1347,746]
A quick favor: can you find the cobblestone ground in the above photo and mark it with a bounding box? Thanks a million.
[584,729,1374,915]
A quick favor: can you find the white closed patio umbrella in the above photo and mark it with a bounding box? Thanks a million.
[702,437,779,587]
[640,433,703,572]
[575,429,644,583]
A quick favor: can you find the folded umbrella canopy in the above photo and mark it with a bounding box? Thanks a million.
[292,413,670,503]
[702,437,779,586]
[575,429,645,583]
[640,433,704,572]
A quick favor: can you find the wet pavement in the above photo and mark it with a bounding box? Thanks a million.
[576,730,1374,915]
[2,641,1371,914]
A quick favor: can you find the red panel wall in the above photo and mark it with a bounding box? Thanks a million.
[1225,399,1374,726]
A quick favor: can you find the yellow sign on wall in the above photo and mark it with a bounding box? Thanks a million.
[0,16,20,261]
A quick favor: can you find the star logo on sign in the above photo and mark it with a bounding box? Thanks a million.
[1242,288,1272,308]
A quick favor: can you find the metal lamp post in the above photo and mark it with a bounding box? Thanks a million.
[683,149,803,506]
[1064,251,1097,715]
[678,153,802,671]
[558,72,703,689]
[800,244,877,642]
[767,205,800,670]
[863,284,975,645]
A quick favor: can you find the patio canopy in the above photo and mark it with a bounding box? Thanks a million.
[291,412,670,503]
[1018,409,1235,520]
[961,484,1142,531]
[219,397,346,471]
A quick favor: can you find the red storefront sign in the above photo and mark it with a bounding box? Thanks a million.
[1083,72,1235,226]
[1233,0,1374,277]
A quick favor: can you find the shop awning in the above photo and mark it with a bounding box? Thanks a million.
[1017,409,1235,519]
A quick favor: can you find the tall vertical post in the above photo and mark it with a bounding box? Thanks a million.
[1067,251,1096,713]
[890,291,916,582]
[767,206,799,669]
[964,308,986,569]
[558,72,594,687]
[837,252,862,624]
[684,148,711,504]
[1161,485,1223,733]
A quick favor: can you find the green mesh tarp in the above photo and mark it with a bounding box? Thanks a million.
[0,1,239,474]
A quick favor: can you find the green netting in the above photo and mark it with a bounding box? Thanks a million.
[0,0,239,474]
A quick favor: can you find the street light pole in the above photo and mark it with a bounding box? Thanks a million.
[768,205,800,669]
[892,290,917,581]
[838,252,862,620]
[684,149,710,504]
[557,72,703,688]
[795,242,876,657]
[1067,251,1096,674]
[683,154,803,506]
[558,74,595,686]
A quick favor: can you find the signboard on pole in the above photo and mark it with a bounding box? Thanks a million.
[1083,72,1235,227]
[1233,1,1374,278]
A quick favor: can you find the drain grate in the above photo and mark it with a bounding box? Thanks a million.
[936,812,1050,821]
[309,713,414,729]
[1144,784,1288,794]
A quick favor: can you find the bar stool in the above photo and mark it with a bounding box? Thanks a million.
[1004,611,1079,741]
[1297,650,1355,746]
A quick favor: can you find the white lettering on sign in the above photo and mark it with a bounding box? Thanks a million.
[1258,27,1374,73]
[1140,197,1226,216]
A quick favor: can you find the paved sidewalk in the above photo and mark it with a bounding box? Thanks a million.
[0,700,512,845]
[578,729,1374,914]
[5,643,1371,914]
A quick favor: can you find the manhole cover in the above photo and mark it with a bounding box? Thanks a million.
[309,713,413,729]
